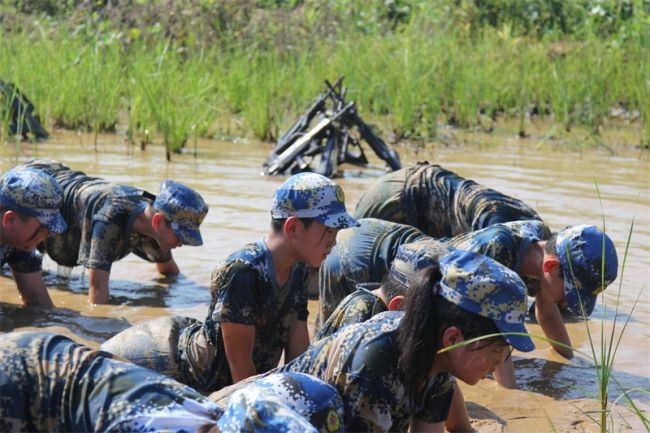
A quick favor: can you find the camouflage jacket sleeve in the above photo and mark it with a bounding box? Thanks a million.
[411,374,455,424]
[210,260,261,326]
[83,219,122,272]
[4,246,43,273]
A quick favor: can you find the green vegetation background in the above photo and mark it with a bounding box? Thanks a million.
[1,0,648,151]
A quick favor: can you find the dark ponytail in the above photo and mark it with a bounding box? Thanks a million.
[397,265,443,397]
[397,265,500,397]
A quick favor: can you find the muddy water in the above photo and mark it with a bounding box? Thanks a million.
[1,131,648,432]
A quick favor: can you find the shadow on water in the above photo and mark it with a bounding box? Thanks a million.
[514,356,650,404]
[0,302,131,343]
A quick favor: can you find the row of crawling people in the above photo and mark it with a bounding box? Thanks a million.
[0,159,618,432]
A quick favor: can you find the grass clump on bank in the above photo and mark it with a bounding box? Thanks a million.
[0,0,647,151]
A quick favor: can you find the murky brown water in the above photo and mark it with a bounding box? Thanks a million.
[1,130,648,432]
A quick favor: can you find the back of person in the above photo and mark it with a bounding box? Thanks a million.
[0,331,221,433]
[317,218,428,328]
[354,161,542,237]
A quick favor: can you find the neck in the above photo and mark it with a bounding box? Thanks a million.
[520,241,544,280]
[132,205,156,238]
[264,231,297,281]
[372,286,389,305]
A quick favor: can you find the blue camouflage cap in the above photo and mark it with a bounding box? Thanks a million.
[388,239,454,291]
[556,225,618,317]
[438,250,534,352]
[152,180,208,246]
[271,173,359,229]
[217,372,344,433]
[0,167,67,233]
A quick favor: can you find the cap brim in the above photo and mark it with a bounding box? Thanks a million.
[173,225,203,246]
[565,281,597,317]
[37,212,67,234]
[316,211,360,229]
[494,321,535,352]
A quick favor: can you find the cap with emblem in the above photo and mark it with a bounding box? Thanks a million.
[438,249,534,352]
[271,173,358,229]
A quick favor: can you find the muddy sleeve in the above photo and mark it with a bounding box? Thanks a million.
[84,220,121,272]
[4,247,43,273]
[210,261,261,326]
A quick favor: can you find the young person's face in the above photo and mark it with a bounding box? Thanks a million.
[1,211,50,251]
[152,214,182,251]
[440,327,512,385]
[290,219,338,267]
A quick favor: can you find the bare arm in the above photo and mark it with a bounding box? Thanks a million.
[88,268,111,304]
[444,385,474,432]
[493,356,517,388]
[536,296,573,358]
[156,258,180,275]
[221,322,257,383]
[13,270,53,308]
[284,320,309,363]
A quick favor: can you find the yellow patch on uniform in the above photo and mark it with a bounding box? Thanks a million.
[326,408,341,432]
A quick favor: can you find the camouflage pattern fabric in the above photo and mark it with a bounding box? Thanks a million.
[317,218,428,329]
[176,239,309,393]
[214,372,345,433]
[0,244,43,273]
[153,179,208,247]
[354,161,542,238]
[0,166,66,233]
[0,331,221,433]
[278,311,455,432]
[100,315,199,382]
[271,172,358,229]
[555,225,618,316]
[314,283,387,341]
[437,250,534,351]
[446,220,551,294]
[23,160,171,271]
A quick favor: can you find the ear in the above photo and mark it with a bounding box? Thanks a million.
[387,295,405,311]
[542,256,561,273]
[151,212,164,231]
[2,210,17,230]
[441,326,464,349]
[283,216,300,240]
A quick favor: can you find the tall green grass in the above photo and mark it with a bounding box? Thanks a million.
[0,7,646,147]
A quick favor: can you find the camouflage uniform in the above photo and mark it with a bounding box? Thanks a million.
[1,332,344,433]
[314,282,387,341]
[354,161,542,238]
[317,218,427,328]
[0,166,67,274]
[214,372,345,433]
[102,239,310,394]
[0,245,43,274]
[23,160,172,271]
[279,311,455,432]
[446,220,552,295]
[0,331,221,433]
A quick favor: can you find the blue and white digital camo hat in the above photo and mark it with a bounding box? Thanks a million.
[271,173,359,229]
[0,167,67,233]
[556,225,618,317]
[217,372,344,433]
[153,180,208,246]
[438,249,534,352]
